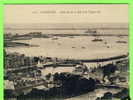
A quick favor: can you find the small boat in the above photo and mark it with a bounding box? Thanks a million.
[104,41,107,44]
[81,46,86,49]
[72,47,76,48]
[116,41,127,44]
[58,43,61,45]
[107,46,110,48]
[92,38,103,42]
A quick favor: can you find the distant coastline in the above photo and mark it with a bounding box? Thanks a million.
[4,23,128,30]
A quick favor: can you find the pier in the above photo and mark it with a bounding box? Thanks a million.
[5,54,128,73]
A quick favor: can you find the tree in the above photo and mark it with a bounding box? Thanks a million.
[102,64,117,82]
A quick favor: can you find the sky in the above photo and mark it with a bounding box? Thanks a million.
[4,4,129,25]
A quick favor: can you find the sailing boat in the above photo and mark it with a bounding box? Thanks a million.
[91,31,103,42]
[85,29,103,42]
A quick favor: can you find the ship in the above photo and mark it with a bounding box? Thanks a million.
[92,38,103,42]
[85,29,103,42]
[116,41,127,44]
